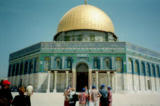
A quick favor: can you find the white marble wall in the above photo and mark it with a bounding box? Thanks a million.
[98,73,107,88]
[8,71,160,93]
[116,73,123,91]
[134,75,140,91]
[57,73,66,92]
[139,75,146,91]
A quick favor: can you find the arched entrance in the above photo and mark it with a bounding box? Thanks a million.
[76,63,88,92]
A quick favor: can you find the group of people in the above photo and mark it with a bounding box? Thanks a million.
[64,85,112,106]
[0,80,33,106]
[0,79,111,106]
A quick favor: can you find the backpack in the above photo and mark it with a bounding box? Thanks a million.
[100,90,108,102]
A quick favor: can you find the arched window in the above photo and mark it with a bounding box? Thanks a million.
[146,63,150,76]
[56,57,62,69]
[67,57,72,68]
[141,62,145,75]
[128,58,132,73]
[44,57,50,71]
[72,35,75,41]
[34,58,38,73]
[12,64,15,76]
[116,57,123,72]
[152,64,156,77]
[94,57,100,69]
[146,63,151,90]
[20,62,23,75]
[64,36,70,41]
[105,57,111,69]
[8,65,11,77]
[24,61,28,74]
[77,35,82,41]
[29,60,33,73]
[15,63,19,76]
[135,60,139,74]
[156,65,159,77]
[105,34,108,41]
[90,35,95,41]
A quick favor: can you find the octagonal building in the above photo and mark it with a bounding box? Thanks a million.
[8,4,160,93]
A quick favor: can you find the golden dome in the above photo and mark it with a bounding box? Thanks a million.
[57,4,114,33]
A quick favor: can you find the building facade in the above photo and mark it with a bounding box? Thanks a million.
[8,4,160,93]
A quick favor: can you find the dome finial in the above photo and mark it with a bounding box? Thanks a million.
[84,0,87,5]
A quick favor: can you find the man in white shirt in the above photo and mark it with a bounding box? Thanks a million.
[90,85,101,106]
[26,84,33,96]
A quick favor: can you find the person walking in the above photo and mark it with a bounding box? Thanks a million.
[78,88,88,106]
[84,86,89,106]
[99,84,108,106]
[69,88,78,106]
[107,86,112,106]
[26,84,33,96]
[64,87,70,106]
[12,87,31,106]
[90,85,101,106]
[26,84,33,106]
[0,80,13,106]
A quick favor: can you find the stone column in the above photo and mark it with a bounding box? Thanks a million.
[149,63,153,91]
[89,69,92,90]
[156,65,160,92]
[53,71,57,93]
[132,59,136,91]
[29,60,33,85]
[153,64,157,92]
[144,62,148,91]
[111,72,114,91]
[15,64,18,87]
[13,65,16,86]
[96,71,99,90]
[66,71,69,88]
[32,59,35,73]
[17,62,21,87]
[114,72,117,92]
[159,65,160,92]
[46,71,51,93]
[72,69,76,89]
[26,60,30,86]
[107,72,111,86]
[10,65,13,87]
[138,60,142,91]
[123,60,128,92]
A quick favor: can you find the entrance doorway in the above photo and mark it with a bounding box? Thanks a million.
[76,63,88,92]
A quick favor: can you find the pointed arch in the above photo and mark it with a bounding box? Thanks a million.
[104,57,111,69]
[55,57,62,69]
[128,58,132,73]
[134,60,139,74]
[66,57,73,68]
[93,57,100,69]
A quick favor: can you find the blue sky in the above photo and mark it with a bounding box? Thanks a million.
[0,0,160,78]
